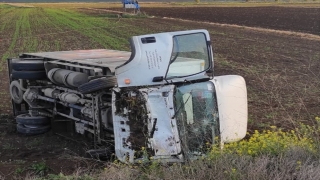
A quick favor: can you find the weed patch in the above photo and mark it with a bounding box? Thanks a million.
[29,162,49,176]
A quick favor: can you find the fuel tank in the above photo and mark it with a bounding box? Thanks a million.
[47,68,88,88]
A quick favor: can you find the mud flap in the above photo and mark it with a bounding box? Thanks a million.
[211,75,248,144]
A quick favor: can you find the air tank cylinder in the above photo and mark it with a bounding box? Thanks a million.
[58,92,81,104]
[48,68,88,88]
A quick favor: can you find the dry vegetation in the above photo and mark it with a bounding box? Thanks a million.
[0,2,320,179]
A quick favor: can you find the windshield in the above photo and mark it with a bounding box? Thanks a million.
[174,81,218,158]
[166,33,211,79]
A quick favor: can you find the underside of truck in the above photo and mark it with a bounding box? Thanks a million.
[8,49,125,158]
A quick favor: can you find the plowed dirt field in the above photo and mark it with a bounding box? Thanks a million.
[110,6,320,35]
[145,6,320,35]
[1,3,320,179]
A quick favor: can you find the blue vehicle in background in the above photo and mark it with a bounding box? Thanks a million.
[122,0,140,13]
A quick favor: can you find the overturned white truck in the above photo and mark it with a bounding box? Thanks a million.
[8,30,247,163]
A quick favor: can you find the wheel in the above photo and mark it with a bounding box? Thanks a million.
[16,124,50,135]
[78,76,117,94]
[11,70,47,80]
[9,80,24,104]
[11,58,45,71]
[16,114,50,125]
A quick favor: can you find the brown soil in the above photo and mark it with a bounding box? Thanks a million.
[140,6,320,36]
[104,6,320,35]
[0,115,101,179]
[1,5,320,178]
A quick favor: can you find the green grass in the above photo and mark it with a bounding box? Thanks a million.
[1,8,32,62]
[0,8,14,33]
[44,8,129,50]
[0,6,146,63]
[0,5,170,64]
[30,162,49,176]
[0,4,14,9]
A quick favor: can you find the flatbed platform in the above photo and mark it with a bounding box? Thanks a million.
[23,49,131,72]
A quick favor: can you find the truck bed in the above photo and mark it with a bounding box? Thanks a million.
[23,49,131,72]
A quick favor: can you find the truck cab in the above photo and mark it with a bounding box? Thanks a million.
[8,29,247,163]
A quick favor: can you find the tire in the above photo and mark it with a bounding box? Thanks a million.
[78,76,117,94]
[16,114,50,125]
[16,124,50,135]
[11,70,47,80]
[9,80,24,104]
[12,58,45,71]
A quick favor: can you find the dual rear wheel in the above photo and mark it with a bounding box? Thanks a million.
[16,114,51,135]
[10,59,51,135]
[11,58,46,80]
[9,58,46,104]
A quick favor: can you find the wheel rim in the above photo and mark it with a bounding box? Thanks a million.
[10,81,24,104]
[12,86,20,100]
